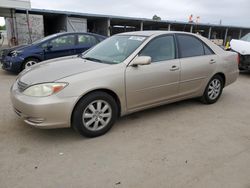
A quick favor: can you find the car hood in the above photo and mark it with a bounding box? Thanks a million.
[18,55,110,85]
[11,44,32,51]
[3,44,32,54]
[230,39,250,55]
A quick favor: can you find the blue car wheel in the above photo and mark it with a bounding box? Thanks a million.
[22,58,40,70]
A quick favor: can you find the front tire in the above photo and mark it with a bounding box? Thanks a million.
[22,58,39,70]
[72,92,118,137]
[201,75,224,104]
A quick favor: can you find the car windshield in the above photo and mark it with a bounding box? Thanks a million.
[82,35,147,64]
[32,34,58,45]
[241,33,250,42]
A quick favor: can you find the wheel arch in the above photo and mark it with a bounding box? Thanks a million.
[23,56,42,62]
[201,72,226,97]
[70,88,122,127]
[214,72,226,87]
[21,56,42,71]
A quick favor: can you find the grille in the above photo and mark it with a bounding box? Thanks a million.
[0,50,3,61]
[0,49,9,61]
[17,80,29,92]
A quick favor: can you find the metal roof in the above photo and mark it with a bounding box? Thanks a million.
[1,0,31,9]
[15,8,250,30]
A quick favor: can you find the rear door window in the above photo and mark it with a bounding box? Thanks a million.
[78,34,98,46]
[177,34,214,58]
[204,44,214,55]
[177,34,205,58]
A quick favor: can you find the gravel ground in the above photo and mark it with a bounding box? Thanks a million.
[0,69,250,188]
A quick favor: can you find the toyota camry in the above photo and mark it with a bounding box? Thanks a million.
[10,31,239,137]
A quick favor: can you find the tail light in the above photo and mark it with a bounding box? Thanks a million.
[237,54,240,65]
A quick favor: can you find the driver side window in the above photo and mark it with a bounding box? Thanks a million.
[139,35,175,62]
[49,35,75,49]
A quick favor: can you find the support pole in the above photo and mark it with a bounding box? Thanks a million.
[190,25,193,33]
[26,10,32,44]
[239,29,242,39]
[11,9,18,46]
[223,28,228,46]
[168,24,171,31]
[107,19,111,36]
[208,27,212,39]
[140,21,143,31]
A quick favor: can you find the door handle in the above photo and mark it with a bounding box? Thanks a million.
[170,65,180,71]
[209,59,216,64]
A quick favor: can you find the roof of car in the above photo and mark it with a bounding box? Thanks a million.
[118,30,225,55]
[53,32,106,38]
[117,30,195,37]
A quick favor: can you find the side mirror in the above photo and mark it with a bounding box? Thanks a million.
[131,56,151,66]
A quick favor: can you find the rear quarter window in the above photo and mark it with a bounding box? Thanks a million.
[177,34,214,58]
[204,44,214,55]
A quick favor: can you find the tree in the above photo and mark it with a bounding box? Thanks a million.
[152,15,161,21]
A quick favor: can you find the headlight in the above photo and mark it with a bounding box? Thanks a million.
[10,50,22,57]
[23,83,68,97]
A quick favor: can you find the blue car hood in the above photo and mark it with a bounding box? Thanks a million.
[2,44,33,55]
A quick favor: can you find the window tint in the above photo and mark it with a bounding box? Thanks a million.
[177,35,204,58]
[50,35,75,48]
[78,35,98,46]
[41,42,48,48]
[204,44,214,55]
[139,35,175,62]
[98,37,105,42]
[241,33,250,42]
[84,35,146,64]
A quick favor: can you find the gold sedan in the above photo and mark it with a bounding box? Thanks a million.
[11,31,239,137]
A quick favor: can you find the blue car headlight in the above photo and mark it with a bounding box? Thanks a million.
[10,50,22,57]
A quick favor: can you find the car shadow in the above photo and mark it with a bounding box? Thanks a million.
[118,98,202,125]
[240,70,250,77]
[16,120,84,142]
[14,99,201,142]
[0,69,18,77]
[14,95,228,142]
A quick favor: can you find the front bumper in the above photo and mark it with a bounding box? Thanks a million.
[1,56,24,73]
[10,82,78,129]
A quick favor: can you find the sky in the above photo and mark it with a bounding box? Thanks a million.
[0,0,249,27]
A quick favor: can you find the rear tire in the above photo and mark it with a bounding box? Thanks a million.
[201,75,224,104]
[72,91,118,137]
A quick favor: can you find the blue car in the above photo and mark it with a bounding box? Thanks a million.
[0,32,106,73]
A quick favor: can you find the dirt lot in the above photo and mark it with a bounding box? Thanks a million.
[0,69,250,188]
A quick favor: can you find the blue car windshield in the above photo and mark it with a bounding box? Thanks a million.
[82,35,147,64]
[32,34,58,45]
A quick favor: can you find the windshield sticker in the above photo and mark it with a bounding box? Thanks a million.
[129,36,146,41]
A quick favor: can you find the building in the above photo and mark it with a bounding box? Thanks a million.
[1,0,250,46]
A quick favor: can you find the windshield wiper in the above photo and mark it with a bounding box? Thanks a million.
[82,56,103,63]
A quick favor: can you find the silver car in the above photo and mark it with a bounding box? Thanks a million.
[11,31,239,137]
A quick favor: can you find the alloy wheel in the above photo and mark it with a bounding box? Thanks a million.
[25,60,37,68]
[208,78,221,100]
[82,100,112,131]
